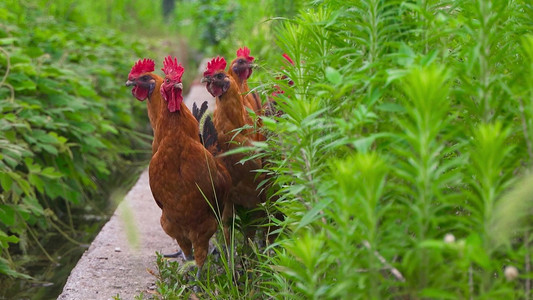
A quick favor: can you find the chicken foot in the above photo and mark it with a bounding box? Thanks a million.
[162,250,193,261]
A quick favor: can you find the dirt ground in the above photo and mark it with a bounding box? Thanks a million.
[58,82,215,300]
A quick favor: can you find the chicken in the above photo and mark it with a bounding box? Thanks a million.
[228,47,262,115]
[228,47,265,141]
[125,58,164,153]
[202,56,265,246]
[149,56,231,278]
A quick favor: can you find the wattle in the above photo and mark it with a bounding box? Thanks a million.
[132,86,149,101]
[168,98,180,112]
[239,68,252,81]
[167,88,182,113]
[207,84,224,98]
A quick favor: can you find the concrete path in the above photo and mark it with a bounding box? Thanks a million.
[183,59,217,114]
[58,170,176,300]
[58,80,216,300]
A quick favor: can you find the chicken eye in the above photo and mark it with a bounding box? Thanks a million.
[166,78,170,83]
[141,75,150,81]
[216,73,224,80]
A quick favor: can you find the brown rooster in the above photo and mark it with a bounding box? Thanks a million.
[149,56,231,278]
[125,58,164,153]
[202,56,265,246]
[228,47,262,114]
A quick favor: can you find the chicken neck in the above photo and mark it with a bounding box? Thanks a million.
[146,74,164,131]
[153,101,200,151]
[213,83,248,135]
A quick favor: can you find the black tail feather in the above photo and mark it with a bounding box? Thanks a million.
[192,102,200,122]
[200,101,208,119]
[202,115,218,151]
[192,101,209,123]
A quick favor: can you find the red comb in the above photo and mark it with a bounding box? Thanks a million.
[161,56,184,81]
[129,58,155,80]
[282,53,294,65]
[236,47,254,62]
[204,56,227,77]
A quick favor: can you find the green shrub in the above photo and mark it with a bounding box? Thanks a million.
[0,1,151,277]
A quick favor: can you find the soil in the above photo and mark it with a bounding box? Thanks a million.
[58,82,215,300]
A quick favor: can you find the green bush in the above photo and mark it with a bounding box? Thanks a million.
[149,0,533,298]
[0,1,150,277]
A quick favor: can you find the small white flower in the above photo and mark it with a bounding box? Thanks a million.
[504,266,518,281]
[444,233,455,244]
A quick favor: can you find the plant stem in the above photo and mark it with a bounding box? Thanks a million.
[469,264,474,300]
[0,47,10,86]
[48,218,84,246]
[26,222,57,263]
[362,240,405,282]
[0,47,15,102]
[478,0,492,122]
[518,97,533,161]
[526,231,531,300]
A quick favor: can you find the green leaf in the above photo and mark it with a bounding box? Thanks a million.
[100,123,118,134]
[465,234,491,269]
[12,79,37,91]
[325,66,342,85]
[39,144,59,155]
[43,180,64,199]
[11,63,37,76]
[376,102,405,113]
[24,157,41,173]
[9,52,31,64]
[76,122,97,134]
[0,173,13,192]
[40,167,62,179]
[0,257,32,279]
[13,175,32,198]
[296,198,333,231]
[33,130,60,145]
[76,84,98,98]
[22,197,44,215]
[0,205,16,226]
[351,135,377,153]
[0,37,18,45]
[24,46,44,58]
[0,230,19,244]
[28,173,44,193]
[419,288,457,299]
[419,239,445,250]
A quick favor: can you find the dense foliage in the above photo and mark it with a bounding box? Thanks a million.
[0,0,150,281]
[150,0,533,299]
[2,0,532,298]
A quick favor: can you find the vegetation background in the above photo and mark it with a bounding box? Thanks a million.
[1,0,532,299]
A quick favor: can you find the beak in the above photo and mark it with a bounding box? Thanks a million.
[174,82,183,89]
[125,80,135,87]
[250,63,258,69]
[201,77,209,84]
